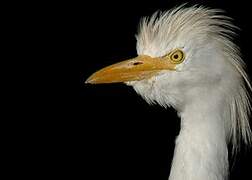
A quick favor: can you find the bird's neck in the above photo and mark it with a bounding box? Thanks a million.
[169,94,229,180]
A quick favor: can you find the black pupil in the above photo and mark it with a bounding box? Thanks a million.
[173,54,179,59]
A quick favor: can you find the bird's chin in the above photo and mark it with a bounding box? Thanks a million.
[125,78,155,90]
[125,76,181,110]
[125,78,162,106]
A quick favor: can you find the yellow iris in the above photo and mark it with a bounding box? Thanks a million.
[165,49,185,64]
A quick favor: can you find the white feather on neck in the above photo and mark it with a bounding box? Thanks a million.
[169,87,229,180]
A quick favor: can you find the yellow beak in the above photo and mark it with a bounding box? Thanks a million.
[85,55,176,84]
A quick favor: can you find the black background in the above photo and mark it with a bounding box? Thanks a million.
[78,0,252,179]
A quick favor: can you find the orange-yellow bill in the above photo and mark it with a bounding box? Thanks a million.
[85,55,176,84]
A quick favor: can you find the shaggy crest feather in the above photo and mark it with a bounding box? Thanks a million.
[135,5,252,153]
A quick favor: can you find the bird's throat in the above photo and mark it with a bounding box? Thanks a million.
[169,98,229,180]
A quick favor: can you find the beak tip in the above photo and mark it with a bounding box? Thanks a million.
[85,80,93,84]
[85,75,99,84]
[85,77,93,84]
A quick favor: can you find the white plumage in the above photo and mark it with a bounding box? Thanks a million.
[86,5,252,180]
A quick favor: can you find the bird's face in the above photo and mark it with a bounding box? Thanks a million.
[86,39,228,109]
[85,48,186,108]
[129,41,230,109]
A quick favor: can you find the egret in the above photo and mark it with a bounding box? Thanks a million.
[86,5,252,180]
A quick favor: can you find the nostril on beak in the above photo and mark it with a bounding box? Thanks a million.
[133,61,143,66]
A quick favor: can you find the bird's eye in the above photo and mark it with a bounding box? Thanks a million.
[168,49,185,64]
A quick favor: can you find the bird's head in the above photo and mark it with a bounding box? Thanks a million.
[86,5,252,151]
[86,5,247,111]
